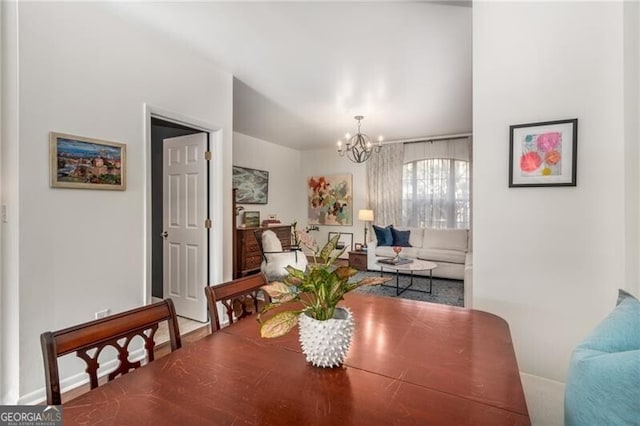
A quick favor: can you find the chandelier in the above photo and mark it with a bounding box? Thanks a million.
[336,115,383,163]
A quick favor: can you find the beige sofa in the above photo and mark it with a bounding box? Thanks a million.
[366,227,471,281]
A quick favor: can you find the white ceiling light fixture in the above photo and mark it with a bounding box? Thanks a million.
[336,115,383,163]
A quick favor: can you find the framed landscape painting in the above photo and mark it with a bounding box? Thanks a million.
[509,119,578,187]
[50,132,126,190]
[307,174,353,226]
[243,211,260,228]
[233,166,269,204]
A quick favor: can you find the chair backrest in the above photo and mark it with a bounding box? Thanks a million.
[262,230,283,252]
[40,299,182,405]
[254,229,275,262]
[205,273,271,332]
[255,229,286,263]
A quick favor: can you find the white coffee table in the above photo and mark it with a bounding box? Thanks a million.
[375,258,438,296]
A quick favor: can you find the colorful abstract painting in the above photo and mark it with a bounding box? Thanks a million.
[307,174,353,226]
[518,132,562,176]
[509,119,578,187]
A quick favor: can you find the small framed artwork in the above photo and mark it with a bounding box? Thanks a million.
[233,166,269,204]
[328,232,353,258]
[354,243,363,251]
[50,132,126,190]
[243,211,260,228]
[509,119,578,187]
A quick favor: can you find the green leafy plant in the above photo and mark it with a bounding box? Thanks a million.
[259,232,390,338]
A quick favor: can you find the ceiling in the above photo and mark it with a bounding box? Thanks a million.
[112,2,472,150]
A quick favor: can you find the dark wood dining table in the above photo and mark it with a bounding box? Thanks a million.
[62,293,530,425]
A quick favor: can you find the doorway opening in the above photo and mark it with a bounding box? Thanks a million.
[146,106,224,323]
[150,118,203,301]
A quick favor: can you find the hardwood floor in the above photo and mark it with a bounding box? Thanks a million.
[154,315,206,344]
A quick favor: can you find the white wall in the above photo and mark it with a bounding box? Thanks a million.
[233,134,372,254]
[300,148,369,253]
[624,0,640,297]
[1,2,233,403]
[0,0,21,405]
[473,1,636,382]
[232,132,304,226]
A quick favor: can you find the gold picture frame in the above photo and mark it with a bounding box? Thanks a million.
[50,132,126,191]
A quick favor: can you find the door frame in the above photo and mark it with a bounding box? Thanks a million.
[144,104,224,305]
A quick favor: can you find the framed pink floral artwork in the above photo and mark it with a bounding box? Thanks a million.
[509,119,578,187]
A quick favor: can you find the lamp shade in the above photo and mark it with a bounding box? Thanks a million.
[358,209,374,222]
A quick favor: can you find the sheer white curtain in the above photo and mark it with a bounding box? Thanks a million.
[366,143,404,226]
[402,138,470,229]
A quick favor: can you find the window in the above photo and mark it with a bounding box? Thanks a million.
[402,158,469,229]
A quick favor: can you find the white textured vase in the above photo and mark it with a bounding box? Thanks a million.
[298,307,355,368]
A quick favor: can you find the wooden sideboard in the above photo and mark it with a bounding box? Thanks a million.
[235,225,292,278]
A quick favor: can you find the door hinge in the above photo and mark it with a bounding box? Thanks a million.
[204,151,212,161]
[204,219,212,229]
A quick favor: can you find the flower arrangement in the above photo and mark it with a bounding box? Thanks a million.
[290,221,318,247]
[259,232,389,338]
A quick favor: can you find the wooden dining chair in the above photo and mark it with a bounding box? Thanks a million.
[205,273,271,332]
[40,299,182,405]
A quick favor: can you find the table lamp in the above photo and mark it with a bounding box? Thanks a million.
[358,209,374,249]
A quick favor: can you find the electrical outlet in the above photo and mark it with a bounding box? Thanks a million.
[95,309,111,319]
[1,205,7,223]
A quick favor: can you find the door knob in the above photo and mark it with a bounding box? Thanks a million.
[161,231,168,240]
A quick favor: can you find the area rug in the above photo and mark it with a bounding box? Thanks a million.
[353,270,464,307]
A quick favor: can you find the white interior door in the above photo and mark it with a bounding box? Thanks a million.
[163,133,208,322]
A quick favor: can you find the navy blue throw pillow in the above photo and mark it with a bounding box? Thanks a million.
[391,228,411,247]
[373,225,393,246]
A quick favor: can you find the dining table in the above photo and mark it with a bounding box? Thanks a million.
[62,292,530,425]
